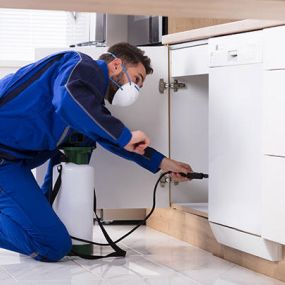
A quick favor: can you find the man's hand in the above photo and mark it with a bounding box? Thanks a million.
[160,157,192,182]
[124,130,150,155]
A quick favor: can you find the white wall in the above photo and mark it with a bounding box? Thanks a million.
[0,66,18,78]
[0,61,30,78]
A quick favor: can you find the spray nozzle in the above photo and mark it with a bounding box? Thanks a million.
[178,172,209,180]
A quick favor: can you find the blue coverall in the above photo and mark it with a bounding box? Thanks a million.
[0,51,165,262]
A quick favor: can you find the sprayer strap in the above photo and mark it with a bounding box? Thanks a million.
[50,164,126,260]
[50,164,62,206]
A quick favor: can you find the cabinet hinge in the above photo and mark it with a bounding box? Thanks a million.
[159,79,186,94]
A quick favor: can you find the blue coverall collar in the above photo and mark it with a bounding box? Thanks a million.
[95,59,109,98]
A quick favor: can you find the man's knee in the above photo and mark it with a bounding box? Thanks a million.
[52,230,72,261]
[33,225,72,262]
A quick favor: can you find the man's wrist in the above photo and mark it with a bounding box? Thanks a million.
[159,157,168,170]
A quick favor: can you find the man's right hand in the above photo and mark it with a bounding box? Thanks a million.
[160,157,192,182]
[124,130,150,155]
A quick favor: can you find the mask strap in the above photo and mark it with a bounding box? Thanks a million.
[104,52,123,90]
[109,77,123,90]
[121,65,132,85]
[104,51,117,59]
[104,51,132,86]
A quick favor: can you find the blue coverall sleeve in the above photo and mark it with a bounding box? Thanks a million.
[52,52,132,148]
[96,137,166,174]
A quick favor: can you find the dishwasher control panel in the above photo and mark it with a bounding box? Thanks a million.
[209,30,263,67]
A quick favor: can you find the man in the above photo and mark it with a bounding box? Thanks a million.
[0,42,192,262]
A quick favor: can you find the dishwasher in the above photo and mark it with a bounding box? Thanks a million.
[208,30,282,261]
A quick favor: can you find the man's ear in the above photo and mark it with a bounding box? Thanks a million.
[108,58,123,77]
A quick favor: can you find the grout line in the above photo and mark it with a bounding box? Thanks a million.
[71,258,105,281]
[141,254,204,284]
[120,243,144,256]
[0,264,18,282]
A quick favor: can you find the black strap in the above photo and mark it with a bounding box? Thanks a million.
[50,165,63,205]
[50,164,126,259]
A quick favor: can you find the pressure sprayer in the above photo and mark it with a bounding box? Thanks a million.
[50,146,208,260]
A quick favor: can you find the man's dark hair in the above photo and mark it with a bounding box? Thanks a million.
[99,42,153,75]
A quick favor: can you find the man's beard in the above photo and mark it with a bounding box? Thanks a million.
[105,71,124,104]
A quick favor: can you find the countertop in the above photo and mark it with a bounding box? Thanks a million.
[162,19,285,45]
[2,1,285,21]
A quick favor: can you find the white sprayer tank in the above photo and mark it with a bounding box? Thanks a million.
[52,162,95,246]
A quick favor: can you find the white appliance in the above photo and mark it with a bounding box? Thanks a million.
[208,31,282,261]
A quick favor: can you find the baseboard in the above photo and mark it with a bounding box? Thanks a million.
[146,207,285,282]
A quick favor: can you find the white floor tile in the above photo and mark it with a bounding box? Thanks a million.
[16,280,109,285]
[0,281,18,285]
[123,238,204,256]
[1,257,101,282]
[214,265,285,285]
[146,250,234,285]
[0,225,284,285]
[106,274,200,285]
[0,266,16,281]
[0,249,29,265]
[74,255,179,280]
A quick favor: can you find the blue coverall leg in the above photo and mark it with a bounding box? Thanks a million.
[0,158,72,262]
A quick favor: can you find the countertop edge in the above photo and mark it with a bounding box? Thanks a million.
[162,19,285,45]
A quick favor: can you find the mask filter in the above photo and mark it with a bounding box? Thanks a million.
[111,81,140,107]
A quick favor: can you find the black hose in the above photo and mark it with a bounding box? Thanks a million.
[70,171,171,246]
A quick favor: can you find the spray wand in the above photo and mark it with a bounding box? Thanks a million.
[179,172,208,180]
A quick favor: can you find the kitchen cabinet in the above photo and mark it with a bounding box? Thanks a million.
[170,41,209,77]
[262,155,285,244]
[261,26,285,246]
[264,25,285,70]
[263,70,285,157]
[263,26,285,157]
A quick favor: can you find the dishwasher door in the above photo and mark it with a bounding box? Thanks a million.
[208,31,263,236]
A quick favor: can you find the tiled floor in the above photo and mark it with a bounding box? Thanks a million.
[0,224,284,284]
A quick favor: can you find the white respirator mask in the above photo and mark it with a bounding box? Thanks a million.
[106,52,140,107]
[111,80,140,107]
